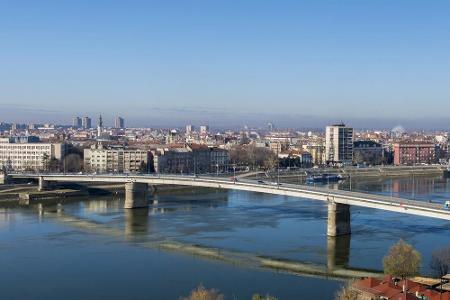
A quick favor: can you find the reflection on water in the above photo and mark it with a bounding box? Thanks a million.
[124,208,149,238]
[0,176,450,299]
[327,236,351,272]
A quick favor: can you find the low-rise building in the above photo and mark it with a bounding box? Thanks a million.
[393,142,437,166]
[152,144,229,174]
[353,140,384,165]
[353,276,450,300]
[279,150,312,168]
[303,144,326,166]
[0,137,65,171]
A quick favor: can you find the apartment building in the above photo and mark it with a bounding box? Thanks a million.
[84,144,150,173]
[152,144,229,174]
[114,116,125,129]
[72,116,82,128]
[393,142,437,165]
[325,123,354,165]
[353,140,384,165]
[82,116,92,129]
[303,144,326,166]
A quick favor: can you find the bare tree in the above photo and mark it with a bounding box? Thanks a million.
[352,151,364,165]
[180,285,224,300]
[41,153,50,172]
[48,158,61,172]
[138,161,148,174]
[64,154,83,172]
[383,239,421,278]
[335,280,361,300]
[430,246,450,278]
[263,151,278,171]
[229,145,276,170]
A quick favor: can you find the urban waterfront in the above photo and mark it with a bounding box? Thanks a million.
[1,175,449,300]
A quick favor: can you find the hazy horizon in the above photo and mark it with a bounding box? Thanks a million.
[1,1,449,129]
[1,103,450,132]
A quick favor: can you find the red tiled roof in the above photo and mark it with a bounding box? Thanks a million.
[355,277,382,289]
[390,293,420,300]
[373,282,403,298]
[429,291,450,300]
[353,277,450,300]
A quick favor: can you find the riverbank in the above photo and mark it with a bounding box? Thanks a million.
[257,165,448,181]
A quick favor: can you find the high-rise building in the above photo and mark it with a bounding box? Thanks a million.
[199,125,209,134]
[82,116,92,129]
[114,116,125,129]
[72,116,82,128]
[325,123,353,165]
[97,115,103,137]
[186,125,194,134]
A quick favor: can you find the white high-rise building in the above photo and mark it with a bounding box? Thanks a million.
[186,125,194,134]
[325,123,353,165]
[82,116,92,129]
[72,116,82,128]
[115,116,125,129]
[97,115,103,137]
[199,125,209,134]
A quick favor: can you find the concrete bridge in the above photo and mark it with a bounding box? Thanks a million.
[7,173,450,237]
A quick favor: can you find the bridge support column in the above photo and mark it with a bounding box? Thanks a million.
[38,176,48,191]
[0,172,9,184]
[327,202,351,237]
[124,182,148,209]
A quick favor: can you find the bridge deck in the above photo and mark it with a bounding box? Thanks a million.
[9,173,450,220]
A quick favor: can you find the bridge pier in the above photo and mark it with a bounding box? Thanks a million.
[38,176,48,191]
[327,202,351,237]
[0,172,9,184]
[124,182,148,209]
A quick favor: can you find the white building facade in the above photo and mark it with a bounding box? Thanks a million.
[84,144,150,174]
[325,123,354,165]
[0,138,65,171]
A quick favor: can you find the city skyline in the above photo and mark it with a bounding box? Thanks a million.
[1,1,450,128]
[2,2,450,300]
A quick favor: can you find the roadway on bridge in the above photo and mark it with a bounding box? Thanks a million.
[9,173,450,221]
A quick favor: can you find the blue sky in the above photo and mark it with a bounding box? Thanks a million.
[1,1,449,128]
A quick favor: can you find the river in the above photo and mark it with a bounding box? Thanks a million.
[0,175,449,299]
